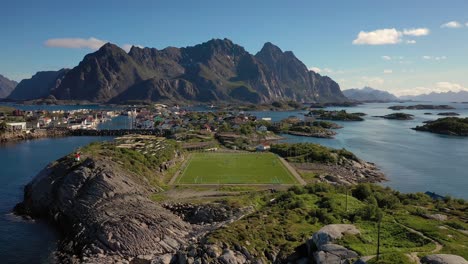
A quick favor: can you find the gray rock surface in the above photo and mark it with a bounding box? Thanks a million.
[308,224,360,264]
[421,254,468,264]
[14,156,192,262]
[311,224,360,249]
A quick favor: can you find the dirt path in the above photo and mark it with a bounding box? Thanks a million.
[278,157,306,185]
[168,154,191,185]
[395,219,443,263]
[360,220,443,263]
[395,220,443,254]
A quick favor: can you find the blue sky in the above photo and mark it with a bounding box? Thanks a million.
[1,0,467,96]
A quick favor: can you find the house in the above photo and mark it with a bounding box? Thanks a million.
[6,122,27,131]
[256,125,268,132]
[38,117,52,127]
[256,143,270,152]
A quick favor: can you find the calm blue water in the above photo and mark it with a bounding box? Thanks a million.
[0,136,113,264]
[252,102,468,199]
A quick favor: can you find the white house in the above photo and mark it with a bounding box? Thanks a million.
[6,122,27,131]
[256,125,268,132]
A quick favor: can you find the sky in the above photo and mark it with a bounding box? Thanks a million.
[1,0,468,96]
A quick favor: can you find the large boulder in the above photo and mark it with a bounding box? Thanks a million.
[421,254,468,264]
[218,249,247,264]
[308,224,360,264]
[311,224,360,249]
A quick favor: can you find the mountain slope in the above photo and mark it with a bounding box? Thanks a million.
[8,69,69,100]
[401,90,468,102]
[0,74,17,98]
[51,39,347,103]
[343,87,398,102]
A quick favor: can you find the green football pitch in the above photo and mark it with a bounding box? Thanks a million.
[176,152,298,184]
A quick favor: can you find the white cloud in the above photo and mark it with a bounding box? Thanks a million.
[383,69,393,74]
[422,55,447,61]
[122,44,144,52]
[309,67,321,73]
[395,82,468,96]
[382,55,392,61]
[441,21,463,28]
[45,37,107,50]
[353,28,402,45]
[406,40,417,44]
[403,28,430,36]
[466,22,468,27]
[309,67,336,74]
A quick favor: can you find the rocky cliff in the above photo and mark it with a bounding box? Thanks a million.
[0,74,17,98]
[49,39,347,104]
[8,69,69,100]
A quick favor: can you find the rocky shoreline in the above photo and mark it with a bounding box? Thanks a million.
[293,157,387,185]
[0,128,71,143]
[286,130,336,139]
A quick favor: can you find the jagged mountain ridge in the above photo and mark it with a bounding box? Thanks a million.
[8,69,69,100]
[12,38,348,103]
[0,74,17,98]
[343,87,399,102]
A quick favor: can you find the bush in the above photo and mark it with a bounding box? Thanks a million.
[352,184,373,201]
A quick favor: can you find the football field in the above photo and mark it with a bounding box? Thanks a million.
[176,152,298,184]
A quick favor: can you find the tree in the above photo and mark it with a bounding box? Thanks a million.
[0,121,7,132]
[352,184,373,201]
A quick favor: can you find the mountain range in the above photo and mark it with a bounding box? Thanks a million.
[401,90,468,102]
[7,39,347,104]
[343,87,399,102]
[0,74,17,98]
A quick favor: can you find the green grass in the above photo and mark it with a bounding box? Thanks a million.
[176,152,298,184]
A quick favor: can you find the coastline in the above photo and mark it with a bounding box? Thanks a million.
[0,128,71,143]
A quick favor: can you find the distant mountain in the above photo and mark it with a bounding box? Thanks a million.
[401,90,468,102]
[48,39,347,103]
[343,87,399,102]
[0,74,17,98]
[8,69,69,100]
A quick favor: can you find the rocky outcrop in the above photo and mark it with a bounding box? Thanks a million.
[0,128,71,143]
[308,224,360,264]
[294,157,386,185]
[424,214,448,221]
[421,254,468,264]
[14,156,193,262]
[374,113,414,120]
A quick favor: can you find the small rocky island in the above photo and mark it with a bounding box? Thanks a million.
[413,117,468,136]
[308,109,365,121]
[437,112,460,116]
[374,112,414,120]
[270,118,342,138]
[389,104,455,110]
